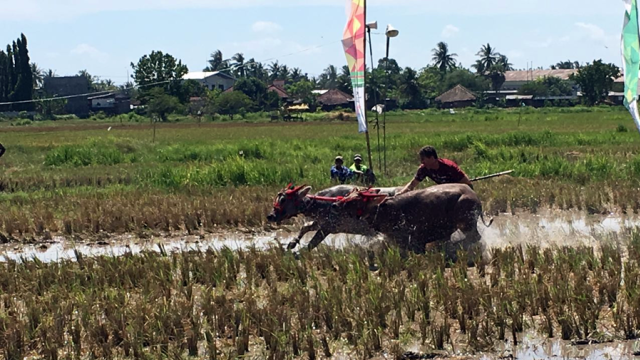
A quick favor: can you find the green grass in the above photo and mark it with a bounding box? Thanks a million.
[0,106,639,237]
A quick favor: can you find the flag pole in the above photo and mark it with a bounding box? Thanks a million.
[363,0,374,173]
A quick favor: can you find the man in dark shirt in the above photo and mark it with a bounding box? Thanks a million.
[397,145,472,196]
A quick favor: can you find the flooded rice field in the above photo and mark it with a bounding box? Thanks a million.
[2,209,639,264]
[3,209,640,359]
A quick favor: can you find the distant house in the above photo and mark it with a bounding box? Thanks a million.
[267,84,290,102]
[43,76,91,117]
[88,92,131,115]
[435,85,477,109]
[316,89,353,111]
[501,69,579,92]
[182,71,236,91]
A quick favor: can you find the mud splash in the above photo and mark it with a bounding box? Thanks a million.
[1,211,639,263]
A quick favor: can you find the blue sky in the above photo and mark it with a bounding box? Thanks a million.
[0,0,623,85]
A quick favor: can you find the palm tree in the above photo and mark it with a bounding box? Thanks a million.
[290,67,303,82]
[269,61,281,81]
[31,63,44,89]
[205,50,228,71]
[321,65,338,89]
[431,42,458,73]
[487,64,506,93]
[398,67,423,109]
[471,60,486,75]
[498,55,513,71]
[280,65,290,82]
[338,65,352,94]
[475,43,500,74]
[232,53,245,78]
[78,70,96,91]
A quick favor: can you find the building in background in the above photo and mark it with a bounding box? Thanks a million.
[182,71,236,91]
[88,92,131,115]
[42,76,91,117]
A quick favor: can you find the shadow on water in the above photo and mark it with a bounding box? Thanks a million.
[1,212,640,264]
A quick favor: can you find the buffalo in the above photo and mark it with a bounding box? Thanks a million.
[331,183,493,263]
[266,184,402,251]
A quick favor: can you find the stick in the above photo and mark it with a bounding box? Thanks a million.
[470,170,514,182]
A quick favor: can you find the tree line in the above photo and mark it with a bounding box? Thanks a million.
[128,40,621,121]
[0,33,624,118]
[0,34,34,111]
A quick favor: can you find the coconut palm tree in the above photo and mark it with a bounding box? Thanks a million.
[269,61,281,81]
[321,65,339,89]
[31,63,44,89]
[205,50,228,71]
[498,55,513,71]
[472,60,486,76]
[398,67,423,109]
[290,67,303,82]
[431,42,458,74]
[280,65,290,82]
[486,64,506,93]
[475,43,500,74]
[338,65,352,94]
[232,53,245,78]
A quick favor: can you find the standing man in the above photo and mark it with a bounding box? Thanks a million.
[397,145,473,196]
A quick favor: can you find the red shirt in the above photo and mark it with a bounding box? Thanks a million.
[414,158,467,185]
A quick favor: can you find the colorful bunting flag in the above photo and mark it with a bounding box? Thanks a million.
[342,0,367,133]
[621,0,640,134]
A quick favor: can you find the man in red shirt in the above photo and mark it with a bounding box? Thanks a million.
[397,145,473,196]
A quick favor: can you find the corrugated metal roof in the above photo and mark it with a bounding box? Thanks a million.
[504,69,578,82]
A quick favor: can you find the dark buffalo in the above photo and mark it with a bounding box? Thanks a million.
[266,184,402,251]
[331,183,493,262]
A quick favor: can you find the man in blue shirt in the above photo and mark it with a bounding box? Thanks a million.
[331,156,361,184]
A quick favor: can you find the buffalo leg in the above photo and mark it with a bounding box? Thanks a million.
[446,220,484,267]
[288,221,320,250]
[306,229,330,251]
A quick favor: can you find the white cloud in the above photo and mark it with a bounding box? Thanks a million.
[575,22,607,42]
[252,21,282,34]
[70,44,109,63]
[441,25,459,39]
[0,0,617,21]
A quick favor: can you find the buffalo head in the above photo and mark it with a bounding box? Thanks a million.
[267,184,313,224]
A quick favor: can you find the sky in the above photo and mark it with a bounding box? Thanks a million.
[0,0,624,86]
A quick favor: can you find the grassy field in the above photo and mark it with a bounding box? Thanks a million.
[0,106,639,239]
[0,235,638,358]
[2,106,640,359]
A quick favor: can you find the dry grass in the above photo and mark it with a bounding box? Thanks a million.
[0,231,639,359]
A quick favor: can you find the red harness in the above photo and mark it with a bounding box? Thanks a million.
[272,184,345,217]
[336,189,389,217]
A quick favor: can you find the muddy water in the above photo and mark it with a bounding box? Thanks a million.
[1,211,639,264]
[479,333,638,360]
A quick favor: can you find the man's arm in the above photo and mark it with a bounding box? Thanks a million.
[397,178,419,196]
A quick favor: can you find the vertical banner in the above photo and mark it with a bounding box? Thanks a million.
[342,0,367,133]
[622,0,640,134]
